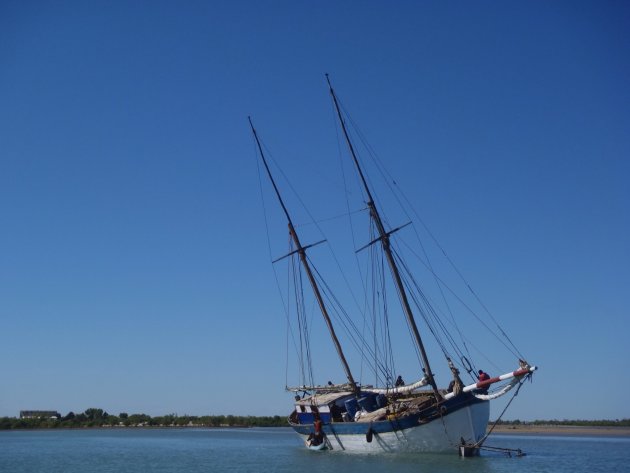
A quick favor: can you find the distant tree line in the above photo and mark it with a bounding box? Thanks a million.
[2,410,629,430]
[493,418,630,427]
[0,408,286,430]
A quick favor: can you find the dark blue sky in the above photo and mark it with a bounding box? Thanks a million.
[1,1,628,420]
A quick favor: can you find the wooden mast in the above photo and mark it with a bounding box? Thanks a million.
[249,117,360,396]
[325,76,442,400]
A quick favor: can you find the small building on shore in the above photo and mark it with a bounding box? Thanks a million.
[20,410,61,419]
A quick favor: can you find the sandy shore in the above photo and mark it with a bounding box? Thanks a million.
[488,424,630,437]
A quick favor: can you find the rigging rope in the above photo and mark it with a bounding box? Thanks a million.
[330,96,527,364]
[309,255,392,383]
[398,238,523,362]
[473,376,529,447]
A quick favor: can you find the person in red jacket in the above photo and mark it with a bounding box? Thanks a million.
[477,370,490,394]
[307,413,324,447]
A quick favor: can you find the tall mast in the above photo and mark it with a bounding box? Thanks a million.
[249,117,360,396]
[325,76,441,400]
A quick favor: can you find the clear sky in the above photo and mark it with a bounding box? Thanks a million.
[1,1,628,421]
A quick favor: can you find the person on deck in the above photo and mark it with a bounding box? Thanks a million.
[395,375,405,387]
[477,370,490,394]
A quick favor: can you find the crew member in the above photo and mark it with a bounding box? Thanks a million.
[311,413,323,446]
[477,370,490,394]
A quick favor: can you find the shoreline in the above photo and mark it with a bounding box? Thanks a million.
[489,424,630,437]
[2,424,630,437]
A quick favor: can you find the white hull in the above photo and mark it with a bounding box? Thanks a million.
[295,401,489,453]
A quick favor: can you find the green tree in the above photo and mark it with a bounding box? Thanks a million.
[84,408,105,421]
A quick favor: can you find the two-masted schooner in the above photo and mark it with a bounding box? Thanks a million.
[250,76,536,454]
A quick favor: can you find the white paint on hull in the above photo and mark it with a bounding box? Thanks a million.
[296,401,489,453]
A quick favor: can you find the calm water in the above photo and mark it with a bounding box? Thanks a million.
[1,427,629,473]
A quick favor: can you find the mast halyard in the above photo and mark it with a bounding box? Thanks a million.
[325,76,442,400]
[249,117,360,396]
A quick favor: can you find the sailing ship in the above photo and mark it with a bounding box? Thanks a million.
[249,76,537,454]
